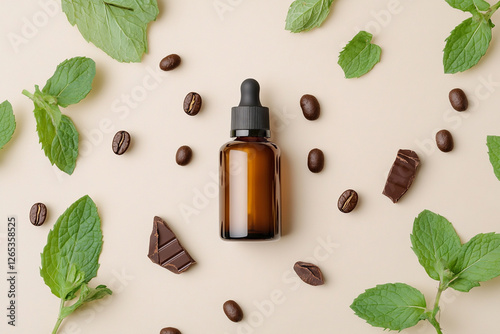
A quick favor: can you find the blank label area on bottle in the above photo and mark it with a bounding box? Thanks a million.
[229,150,248,238]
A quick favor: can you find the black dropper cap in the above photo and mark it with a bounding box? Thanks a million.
[230,78,270,138]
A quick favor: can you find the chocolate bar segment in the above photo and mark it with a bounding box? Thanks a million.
[148,216,195,274]
[383,149,420,203]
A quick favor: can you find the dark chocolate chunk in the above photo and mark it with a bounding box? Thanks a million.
[338,189,358,213]
[449,88,468,111]
[148,216,195,274]
[382,149,420,203]
[436,130,454,152]
[160,327,181,334]
[293,261,324,286]
[223,300,243,322]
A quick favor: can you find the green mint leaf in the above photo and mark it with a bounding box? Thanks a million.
[411,210,462,282]
[63,264,86,301]
[59,283,112,319]
[81,284,112,303]
[61,0,159,62]
[40,195,103,300]
[0,100,16,150]
[33,102,59,162]
[338,31,382,78]
[31,99,78,175]
[285,0,334,33]
[446,0,476,11]
[443,16,492,74]
[446,0,490,11]
[487,135,500,181]
[43,57,96,108]
[51,115,79,175]
[448,276,479,291]
[474,0,491,10]
[449,233,500,292]
[351,283,427,331]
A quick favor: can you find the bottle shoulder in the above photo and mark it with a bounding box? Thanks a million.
[220,140,280,154]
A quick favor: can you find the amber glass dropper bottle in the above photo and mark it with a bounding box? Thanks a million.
[219,78,281,241]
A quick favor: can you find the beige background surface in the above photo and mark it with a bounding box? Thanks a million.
[2,0,500,333]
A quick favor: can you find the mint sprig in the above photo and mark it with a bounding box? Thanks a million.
[61,0,159,62]
[352,210,500,334]
[23,57,95,175]
[338,31,381,78]
[443,0,500,73]
[40,195,111,334]
[487,135,500,180]
[0,100,16,150]
[285,0,334,33]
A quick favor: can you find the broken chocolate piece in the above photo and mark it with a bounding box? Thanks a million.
[148,216,195,274]
[383,149,420,203]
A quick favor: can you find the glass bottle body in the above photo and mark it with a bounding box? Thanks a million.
[219,137,281,240]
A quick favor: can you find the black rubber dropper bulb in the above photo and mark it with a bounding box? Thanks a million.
[230,78,270,138]
[239,78,262,106]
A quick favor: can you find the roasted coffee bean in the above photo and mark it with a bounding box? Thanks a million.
[337,189,358,213]
[160,327,181,334]
[293,261,324,286]
[183,92,202,116]
[300,94,320,120]
[223,300,243,322]
[159,54,181,71]
[436,130,454,152]
[175,145,193,166]
[307,148,324,173]
[30,203,47,226]
[112,131,131,155]
[449,88,468,111]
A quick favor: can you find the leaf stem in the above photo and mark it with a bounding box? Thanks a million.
[432,285,444,318]
[22,87,62,125]
[492,1,500,12]
[486,1,500,19]
[22,89,34,99]
[428,316,444,334]
[52,299,66,334]
[427,284,445,334]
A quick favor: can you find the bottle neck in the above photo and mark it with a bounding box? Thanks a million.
[230,128,270,138]
[234,136,268,142]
